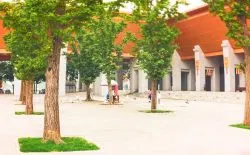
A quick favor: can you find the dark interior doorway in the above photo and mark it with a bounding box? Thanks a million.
[235,68,240,91]
[220,67,225,91]
[134,70,139,92]
[181,71,189,91]
[170,72,173,91]
[205,75,212,91]
[117,59,131,90]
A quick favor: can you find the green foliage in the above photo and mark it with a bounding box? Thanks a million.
[67,1,130,84]
[0,0,130,81]
[131,0,184,80]
[68,28,101,85]
[236,62,246,74]
[15,112,44,115]
[139,110,174,113]
[66,62,78,81]
[0,61,14,81]
[2,2,49,81]
[89,8,127,82]
[0,0,109,82]
[18,137,99,152]
[204,0,250,48]
[34,74,45,84]
[230,124,250,130]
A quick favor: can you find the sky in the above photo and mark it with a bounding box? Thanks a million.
[119,0,207,13]
[179,0,207,12]
[2,0,207,13]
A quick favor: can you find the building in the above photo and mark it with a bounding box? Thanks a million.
[93,5,246,95]
[0,4,247,96]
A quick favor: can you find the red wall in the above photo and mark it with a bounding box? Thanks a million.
[0,6,247,61]
[175,6,235,60]
[0,20,7,49]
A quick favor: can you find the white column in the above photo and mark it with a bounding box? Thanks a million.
[93,76,101,96]
[222,40,235,92]
[14,77,21,98]
[100,73,108,98]
[130,60,137,93]
[76,73,80,92]
[138,70,148,93]
[93,73,107,96]
[172,51,181,91]
[59,47,67,96]
[193,45,205,91]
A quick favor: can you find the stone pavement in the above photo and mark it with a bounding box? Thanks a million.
[1,93,250,155]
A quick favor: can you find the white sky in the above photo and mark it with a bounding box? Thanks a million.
[2,0,207,13]
[178,0,207,12]
[120,0,207,13]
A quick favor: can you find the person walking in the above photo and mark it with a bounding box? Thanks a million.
[147,89,152,103]
[157,90,161,104]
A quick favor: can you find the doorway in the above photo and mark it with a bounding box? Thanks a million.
[134,70,139,92]
[219,67,225,91]
[205,75,212,91]
[235,68,240,91]
[205,68,214,91]
[170,72,173,91]
[181,71,189,91]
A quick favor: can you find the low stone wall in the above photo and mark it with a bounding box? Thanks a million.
[160,91,245,104]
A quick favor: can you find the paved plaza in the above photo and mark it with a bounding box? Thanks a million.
[1,93,250,155]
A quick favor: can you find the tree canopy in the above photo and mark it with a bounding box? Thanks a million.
[93,12,126,82]
[82,4,129,103]
[1,0,132,142]
[68,29,101,86]
[131,0,184,80]
[129,0,184,110]
[204,0,250,125]
[2,2,49,81]
[203,0,250,48]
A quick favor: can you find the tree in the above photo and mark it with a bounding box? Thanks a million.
[3,2,48,114]
[131,0,184,111]
[91,9,127,104]
[68,29,101,101]
[203,0,250,125]
[23,0,102,143]
[1,0,129,143]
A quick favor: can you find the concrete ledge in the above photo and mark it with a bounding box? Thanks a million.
[161,91,245,104]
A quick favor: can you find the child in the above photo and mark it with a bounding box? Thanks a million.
[147,89,152,103]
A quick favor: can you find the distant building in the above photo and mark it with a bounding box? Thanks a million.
[0,4,246,96]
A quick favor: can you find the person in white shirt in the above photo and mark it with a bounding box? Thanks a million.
[157,90,161,104]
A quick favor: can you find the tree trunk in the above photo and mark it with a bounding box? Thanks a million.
[108,81,113,104]
[237,13,250,125]
[43,36,63,144]
[22,81,27,105]
[0,80,2,89]
[85,83,92,101]
[244,48,250,125]
[19,81,24,101]
[151,80,157,111]
[25,80,34,115]
[43,0,66,144]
